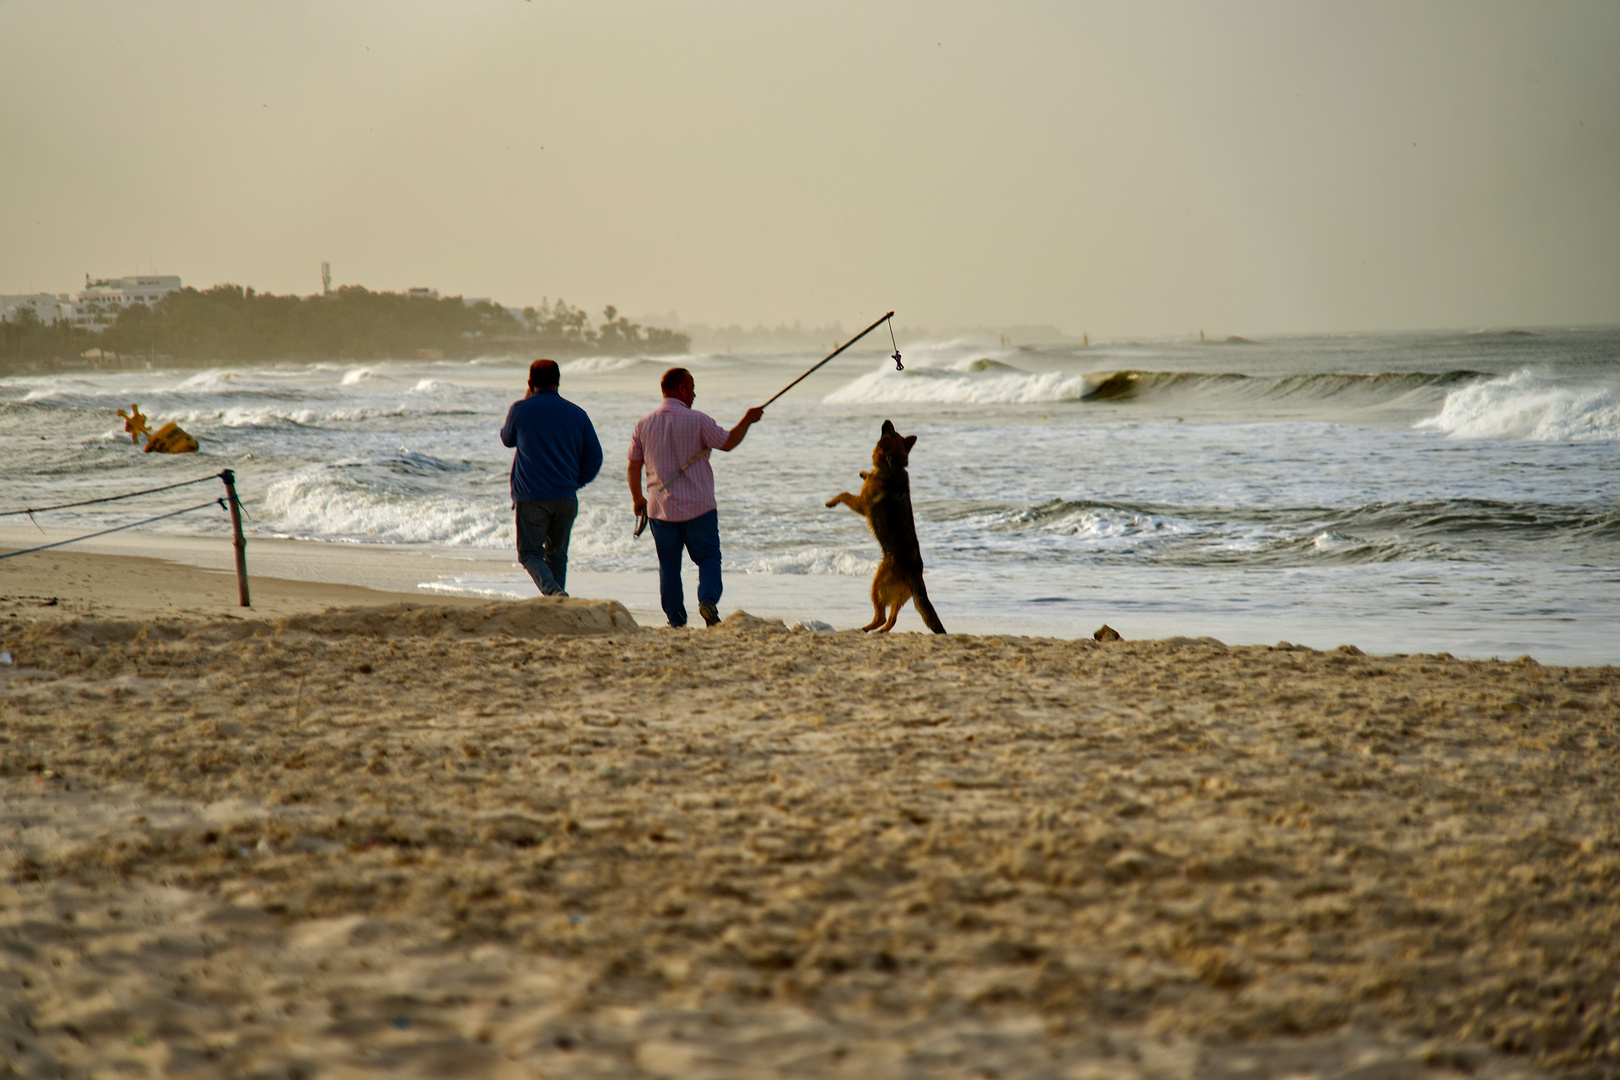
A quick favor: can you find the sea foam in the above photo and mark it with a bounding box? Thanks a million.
[260,465,509,547]
[1417,370,1620,442]
[823,363,1091,407]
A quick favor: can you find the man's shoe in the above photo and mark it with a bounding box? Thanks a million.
[699,603,721,627]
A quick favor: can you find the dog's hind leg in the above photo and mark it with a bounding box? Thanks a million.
[877,572,912,633]
[880,590,910,632]
[861,601,888,632]
[863,562,901,632]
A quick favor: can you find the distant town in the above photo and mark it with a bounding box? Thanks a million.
[2,273,1082,373]
[2,274,187,334]
[0,272,692,371]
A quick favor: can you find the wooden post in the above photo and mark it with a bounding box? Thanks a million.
[220,469,250,607]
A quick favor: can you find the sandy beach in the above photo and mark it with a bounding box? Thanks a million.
[2,548,1617,1079]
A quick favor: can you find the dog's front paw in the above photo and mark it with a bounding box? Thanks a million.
[824,496,840,508]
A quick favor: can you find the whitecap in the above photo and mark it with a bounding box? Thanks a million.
[176,370,235,391]
[823,362,1090,407]
[1416,370,1620,442]
[564,355,650,374]
[744,548,876,576]
[258,467,510,546]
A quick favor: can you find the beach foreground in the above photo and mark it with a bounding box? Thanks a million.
[2,585,1617,1078]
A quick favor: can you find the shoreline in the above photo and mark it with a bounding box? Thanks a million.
[8,535,1615,663]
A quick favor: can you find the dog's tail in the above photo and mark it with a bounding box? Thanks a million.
[909,576,947,635]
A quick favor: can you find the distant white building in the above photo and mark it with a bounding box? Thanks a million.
[0,293,75,324]
[71,275,183,331]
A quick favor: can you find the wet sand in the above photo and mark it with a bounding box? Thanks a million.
[2,549,1618,1078]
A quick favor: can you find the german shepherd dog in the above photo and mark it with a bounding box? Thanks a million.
[826,420,947,634]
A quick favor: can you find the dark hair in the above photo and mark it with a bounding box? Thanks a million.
[660,367,691,395]
[528,359,560,389]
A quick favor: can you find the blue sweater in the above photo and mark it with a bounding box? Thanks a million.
[500,389,603,503]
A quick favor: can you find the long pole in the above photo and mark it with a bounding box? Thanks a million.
[762,311,895,408]
[220,469,250,607]
[650,310,900,499]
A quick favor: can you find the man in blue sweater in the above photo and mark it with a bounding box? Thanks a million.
[500,359,603,597]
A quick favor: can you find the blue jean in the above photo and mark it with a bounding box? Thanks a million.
[515,497,578,596]
[648,509,721,627]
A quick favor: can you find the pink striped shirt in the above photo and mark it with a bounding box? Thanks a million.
[629,398,731,522]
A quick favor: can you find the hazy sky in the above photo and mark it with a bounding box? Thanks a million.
[3,1,1616,337]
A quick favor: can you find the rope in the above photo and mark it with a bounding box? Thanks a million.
[0,472,226,518]
[761,311,896,408]
[0,499,227,561]
[653,310,899,495]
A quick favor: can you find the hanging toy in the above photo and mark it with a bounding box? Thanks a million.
[888,319,904,370]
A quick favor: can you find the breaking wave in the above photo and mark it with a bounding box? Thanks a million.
[1080,368,1483,403]
[821,362,1486,410]
[564,355,655,374]
[258,462,507,546]
[968,496,1618,566]
[1415,369,1620,441]
[823,365,1091,406]
[743,548,877,576]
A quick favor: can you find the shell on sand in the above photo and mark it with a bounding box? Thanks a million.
[1,600,1615,1079]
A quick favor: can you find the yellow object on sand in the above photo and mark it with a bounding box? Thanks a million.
[115,403,197,453]
[143,421,198,454]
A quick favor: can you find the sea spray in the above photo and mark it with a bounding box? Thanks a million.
[1416,369,1620,441]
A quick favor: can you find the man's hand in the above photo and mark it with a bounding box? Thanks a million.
[721,406,765,451]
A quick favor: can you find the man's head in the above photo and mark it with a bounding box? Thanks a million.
[660,366,695,406]
[528,359,560,391]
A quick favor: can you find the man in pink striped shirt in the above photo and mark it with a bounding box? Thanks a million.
[628,367,765,627]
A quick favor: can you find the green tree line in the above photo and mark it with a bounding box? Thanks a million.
[2,285,688,366]
[0,306,92,364]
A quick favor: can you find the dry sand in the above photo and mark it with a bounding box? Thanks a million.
[2,549,1618,1079]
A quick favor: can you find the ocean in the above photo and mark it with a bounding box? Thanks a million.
[3,327,1617,664]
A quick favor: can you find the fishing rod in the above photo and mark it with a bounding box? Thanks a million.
[634,310,905,538]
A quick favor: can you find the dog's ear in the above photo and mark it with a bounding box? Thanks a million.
[881,419,896,435]
[904,435,917,452]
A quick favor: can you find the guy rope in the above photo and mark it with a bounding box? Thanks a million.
[0,470,252,606]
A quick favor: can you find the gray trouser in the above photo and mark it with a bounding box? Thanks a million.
[515,497,578,596]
